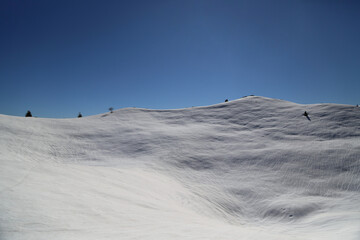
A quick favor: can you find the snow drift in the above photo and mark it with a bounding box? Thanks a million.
[0,96,359,240]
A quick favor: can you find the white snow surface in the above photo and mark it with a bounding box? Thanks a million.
[0,96,359,240]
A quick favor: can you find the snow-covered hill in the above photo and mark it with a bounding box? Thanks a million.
[1,96,359,240]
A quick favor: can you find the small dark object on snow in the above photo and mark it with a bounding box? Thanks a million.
[303,111,311,121]
[225,99,229,102]
[78,112,82,118]
[25,110,32,117]
[109,107,114,113]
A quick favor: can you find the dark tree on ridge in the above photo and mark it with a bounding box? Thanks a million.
[25,110,32,117]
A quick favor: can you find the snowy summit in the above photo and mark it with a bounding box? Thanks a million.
[0,96,359,240]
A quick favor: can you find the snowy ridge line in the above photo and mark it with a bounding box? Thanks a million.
[0,96,359,240]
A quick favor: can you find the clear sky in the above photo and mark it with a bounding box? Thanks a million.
[1,0,359,118]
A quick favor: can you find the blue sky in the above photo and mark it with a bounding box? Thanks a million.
[1,0,359,118]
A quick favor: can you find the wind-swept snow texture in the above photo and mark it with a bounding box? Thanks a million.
[1,96,359,240]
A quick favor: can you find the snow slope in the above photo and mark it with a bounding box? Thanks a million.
[1,96,359,240]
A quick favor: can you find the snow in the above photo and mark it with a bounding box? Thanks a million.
[0,96,359,239]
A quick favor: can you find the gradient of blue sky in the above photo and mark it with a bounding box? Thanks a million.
[1,0,359,118]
